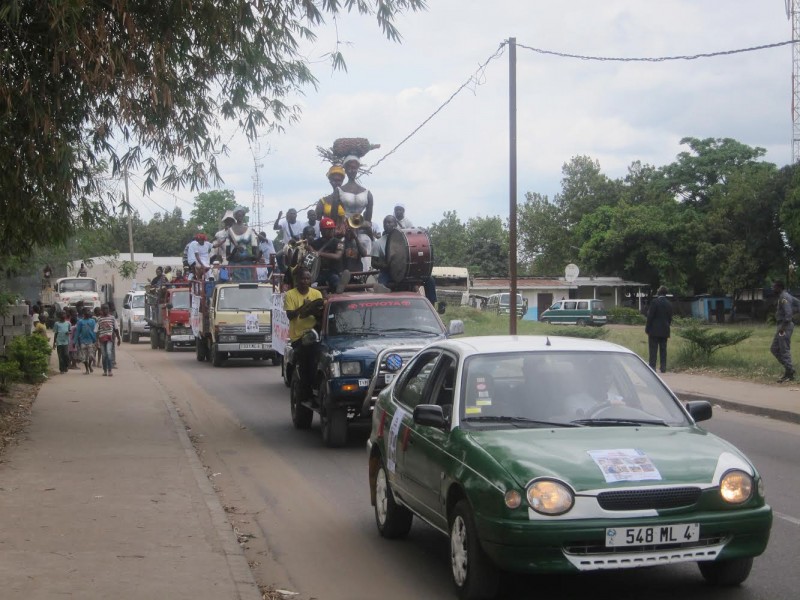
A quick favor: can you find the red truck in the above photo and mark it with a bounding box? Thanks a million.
[145,283,195,352]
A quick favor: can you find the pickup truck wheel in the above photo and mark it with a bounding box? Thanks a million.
[290,378,313,429]
[374,464,412,538]
[211,344,224,367]
[131,332,140,344]
[122,324,130,342]
[450,500,499,600]
[166,337,174,352]
[195,338,207,362]
[320,385,347,448]
[157,330,166,350]
[150,331,158,349]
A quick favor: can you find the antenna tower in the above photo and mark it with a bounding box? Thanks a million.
[251,139,265,230]
[789,0,800,161]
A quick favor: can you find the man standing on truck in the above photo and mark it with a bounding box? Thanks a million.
[285,266,323,394]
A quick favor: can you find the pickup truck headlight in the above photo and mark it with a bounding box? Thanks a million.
[340,361,361,376]
[218,335,237,343]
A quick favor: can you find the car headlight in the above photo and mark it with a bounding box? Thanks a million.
[340,361,361,376]
[720,469,753,504]
[527,479,574,515]
[218,335,237,343]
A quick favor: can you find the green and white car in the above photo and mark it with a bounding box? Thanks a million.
[367,336,771,600]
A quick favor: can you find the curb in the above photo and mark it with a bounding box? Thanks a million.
[675,391,800,426]
[136,360,263,600]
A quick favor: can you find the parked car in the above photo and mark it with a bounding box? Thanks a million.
[367,335,771,599]
[121,290,149,344]
[484,292,526,318]
[540,298,607,326]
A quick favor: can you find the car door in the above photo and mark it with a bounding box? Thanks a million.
[388,350,442,516]
[402,352,458,531]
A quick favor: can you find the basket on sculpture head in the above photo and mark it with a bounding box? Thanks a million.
[317,138,380,168]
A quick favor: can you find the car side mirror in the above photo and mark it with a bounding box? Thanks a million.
[413,404,446,428]
[685,400,712,423]
[166,303,173,310]
[448,319,465,336]
[123,303,130,310]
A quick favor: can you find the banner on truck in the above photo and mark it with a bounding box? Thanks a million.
[190,293,202,338]
[272,292,289,355]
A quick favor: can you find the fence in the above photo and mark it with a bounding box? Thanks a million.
[0,305,33,356]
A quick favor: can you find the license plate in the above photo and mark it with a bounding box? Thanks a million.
[605,523,699,547]
[240,343,265,350]
[171,334,194,342]
[358,378,370,387]
[385,373,395,385]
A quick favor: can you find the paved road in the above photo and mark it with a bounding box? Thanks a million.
[131,343,800,600]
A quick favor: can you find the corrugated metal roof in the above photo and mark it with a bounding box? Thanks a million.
[432,266,469,279]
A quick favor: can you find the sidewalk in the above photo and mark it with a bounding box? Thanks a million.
[0,346,261,600]
[662,372,800,425]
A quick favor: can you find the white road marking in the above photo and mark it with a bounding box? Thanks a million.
[774,511,800,526]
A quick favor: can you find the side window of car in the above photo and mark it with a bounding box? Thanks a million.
[577,301,588,310]
[395,351,441,410]
[429,354,457,420]
[564,301,577,310]
[550,302,562,310]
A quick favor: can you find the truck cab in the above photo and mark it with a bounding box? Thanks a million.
[54,276,100,314]
[284,292,464,447]
[146,284,195,351]
[192,279,278,366]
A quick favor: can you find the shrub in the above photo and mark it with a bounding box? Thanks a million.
[607,306,645,325]
[6,334,52,383]
[676,325,752,362]
[543,326,608,340]
[0,357,22,393]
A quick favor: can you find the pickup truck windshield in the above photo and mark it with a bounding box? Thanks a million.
[131,295,146,309]
[216,286,272,311]
[327,298,444,336]
[59,279,97,293]
[170,291,190,309]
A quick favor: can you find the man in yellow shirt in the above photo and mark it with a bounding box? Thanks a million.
[285,267,323,393]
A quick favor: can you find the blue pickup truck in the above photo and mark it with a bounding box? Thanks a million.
[283,292,464,447]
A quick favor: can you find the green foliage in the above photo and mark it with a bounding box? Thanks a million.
[190,190,237,236]
[6,334,52,383]
[607,306,645,325]
[542,326,608,340]
[118,261,139,280]
[0,357,22,393]
[1,0,426,263]
[676,325,752,361]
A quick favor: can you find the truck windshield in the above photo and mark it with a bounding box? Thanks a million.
[59,279,96,293]
[217,286,272,311]
[131,295,146,309]
[170,291,190,309]
[327,298,444,336]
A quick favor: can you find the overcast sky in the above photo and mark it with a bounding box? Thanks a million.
[127,0,795,231]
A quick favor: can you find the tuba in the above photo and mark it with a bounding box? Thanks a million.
[346,213,371,231]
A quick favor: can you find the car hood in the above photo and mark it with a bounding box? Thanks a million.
[466,426,746,491]
[325,334,441,358]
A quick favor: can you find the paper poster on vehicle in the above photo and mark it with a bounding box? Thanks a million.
[588,448,662,483]
[245,313,259,333]
[271,292,289,355]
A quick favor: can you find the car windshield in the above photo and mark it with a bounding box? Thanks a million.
[59,279,96,293]
[131,295,145,309]
[327,298,444,336]
[460,351,690,428]
[170,291,190,309]
[216,286,272,311]
[593,301,606,311]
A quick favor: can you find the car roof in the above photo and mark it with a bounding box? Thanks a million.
[430,335,632,357]
[327,292,426,301]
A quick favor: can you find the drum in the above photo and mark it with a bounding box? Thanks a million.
[386,228,433,283]
[301,251,321,282]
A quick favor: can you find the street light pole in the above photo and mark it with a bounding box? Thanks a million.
[508,36,518,335]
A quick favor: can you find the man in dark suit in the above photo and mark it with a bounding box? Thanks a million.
[646,286,673,373]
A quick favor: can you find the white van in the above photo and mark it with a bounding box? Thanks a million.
[121,290,150,344]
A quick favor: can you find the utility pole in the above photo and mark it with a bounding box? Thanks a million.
[788,1,800,161]
[124,166,135,266]
[508,36,518,335]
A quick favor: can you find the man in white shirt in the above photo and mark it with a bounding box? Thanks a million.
[394,203,413,228]
[258,232,276,264]
[303,209,321,239]
[187,233,212,279]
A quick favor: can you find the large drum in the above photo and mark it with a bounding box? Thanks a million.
[386,228,433,283]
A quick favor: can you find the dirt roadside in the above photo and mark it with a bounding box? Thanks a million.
[0,382,39,458]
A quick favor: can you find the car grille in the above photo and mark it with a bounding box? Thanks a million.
[565,535,728,557]
[597,487,701,511]
[237,334,268,343]
[217,325,271,336]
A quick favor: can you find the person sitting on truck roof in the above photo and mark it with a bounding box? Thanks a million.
[285,266,324,395]
[227,207,259,281]
[309,217,350,294]
[151,267,166,287]
[188,232,212,280]
[213,211,236,262]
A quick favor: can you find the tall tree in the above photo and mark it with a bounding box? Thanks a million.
[189,190,237,236]
[428,211,468,268]
[464,216,509,277]
[518,192,572,276]
[557,156,621,228]
[1,0,427,259]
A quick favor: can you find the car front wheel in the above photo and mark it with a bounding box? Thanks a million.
[374,464,412,539]
[450,500,499,600]
[290,378,313,430]
[698,557,753,586]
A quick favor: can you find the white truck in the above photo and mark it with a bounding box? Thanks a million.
[52,276,101,315]
[121,289,150,344]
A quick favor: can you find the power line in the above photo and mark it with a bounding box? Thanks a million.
[515,39,797,62]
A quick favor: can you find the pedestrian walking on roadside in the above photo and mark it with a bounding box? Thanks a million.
[68,312,80,369]
[95,304,120,376]
[52,311,71,374]
[75,308,97,374]
[771,280,796,383]
[646,286,673,373]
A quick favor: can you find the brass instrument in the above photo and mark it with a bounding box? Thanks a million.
[346,213,371,231]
